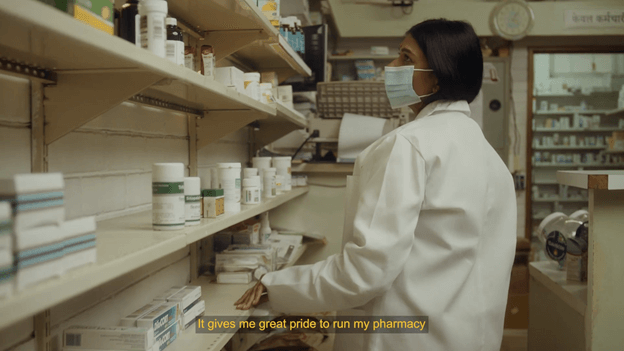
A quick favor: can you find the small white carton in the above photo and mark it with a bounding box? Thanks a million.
[121,301,165,327]
[63,325,154,351]
[153,286,186,302]
[153,320,179,351]
[155,285,201,314]
[62,216,97,273]
[182,299,205,329]
[215,67,245,95]
[137,302,179,337]
[0,173,65,232]
[15,224,65,291]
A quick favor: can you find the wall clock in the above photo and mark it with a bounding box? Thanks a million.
[490,0,535,41]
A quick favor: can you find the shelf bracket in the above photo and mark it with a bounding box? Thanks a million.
[196,110,267,149]
[0,57,57,84]
[31,81,47,173]
[44,71,163,145]
[205,30,268,63]
[254,120,304,151]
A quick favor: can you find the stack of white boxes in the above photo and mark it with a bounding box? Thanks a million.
[107,285,203,351]
[0,202,12,298]
[0,173,97,295]
[63,326,155,351]
[154,285,205,331]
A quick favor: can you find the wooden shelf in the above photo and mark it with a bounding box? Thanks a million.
[556,170,624,190]
[0,188,307,330]
[328,55,396,61]
[534,146,605,151]
[534,110,612,115]
[534,128,621,133]
[529,261,587,316]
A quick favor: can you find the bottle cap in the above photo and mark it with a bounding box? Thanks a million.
[166,17,177,26]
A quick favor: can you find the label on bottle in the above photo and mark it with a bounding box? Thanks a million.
[202,53,214,78]
[185,195,202,223]
[166,41,177,63]
[545,230,567,262]
[185,54,195,71]
[140,15,148,48]
[202,54,217,78]
[153,18,164,40]
[152,182,185,228]
[135,14,141,47]
[176,42,185,66]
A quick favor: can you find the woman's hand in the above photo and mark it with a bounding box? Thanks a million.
[234,281,268,310]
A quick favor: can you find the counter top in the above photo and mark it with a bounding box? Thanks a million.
[529,261,587,316]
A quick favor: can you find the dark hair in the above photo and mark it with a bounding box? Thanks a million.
[407,19,483,104]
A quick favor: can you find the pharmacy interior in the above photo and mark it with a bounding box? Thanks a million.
[0,0,624,350]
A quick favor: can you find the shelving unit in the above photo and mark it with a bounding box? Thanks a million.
[0,0,311,148]
[254,102,308,150]
[532,197,588,203]
[534,146,605,150]
[605,108,624,117]
[533,162,624,168]
[235,35,312,84]
[603,149,624,154]
[534,127,621,132]
[533,110,612,115]
[0,187,308,330]
[529,87,623,241]
[165,0,311,81]
[528,170,624,350]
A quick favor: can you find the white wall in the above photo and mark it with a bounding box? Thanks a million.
[0,71,250,350]
[328,0,624,37]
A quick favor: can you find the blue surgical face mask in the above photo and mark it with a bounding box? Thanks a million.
[384,65,435,109]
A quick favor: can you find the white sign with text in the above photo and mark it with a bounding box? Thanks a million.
[564,9,624,28]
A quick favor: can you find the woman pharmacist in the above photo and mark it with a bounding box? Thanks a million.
[235,19,517,351]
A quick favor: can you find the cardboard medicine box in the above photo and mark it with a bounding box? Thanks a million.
[137,302,179,337]
[203,189,225,218]
[70,0,114,35]
[63,325,154,351]
[154,321,179,351]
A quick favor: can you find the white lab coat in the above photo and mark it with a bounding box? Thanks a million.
[261,100,517,351]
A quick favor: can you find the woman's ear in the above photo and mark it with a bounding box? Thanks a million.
[431,75,439,94]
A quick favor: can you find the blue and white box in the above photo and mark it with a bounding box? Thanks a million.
[154,321,179,351]
[63,325,154,351]
[62,216,97,273]
[0,202,13,299]
[0,173,65,232]
[15,224,64,291]
[155,285,201,313]
[137,302,179,337]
